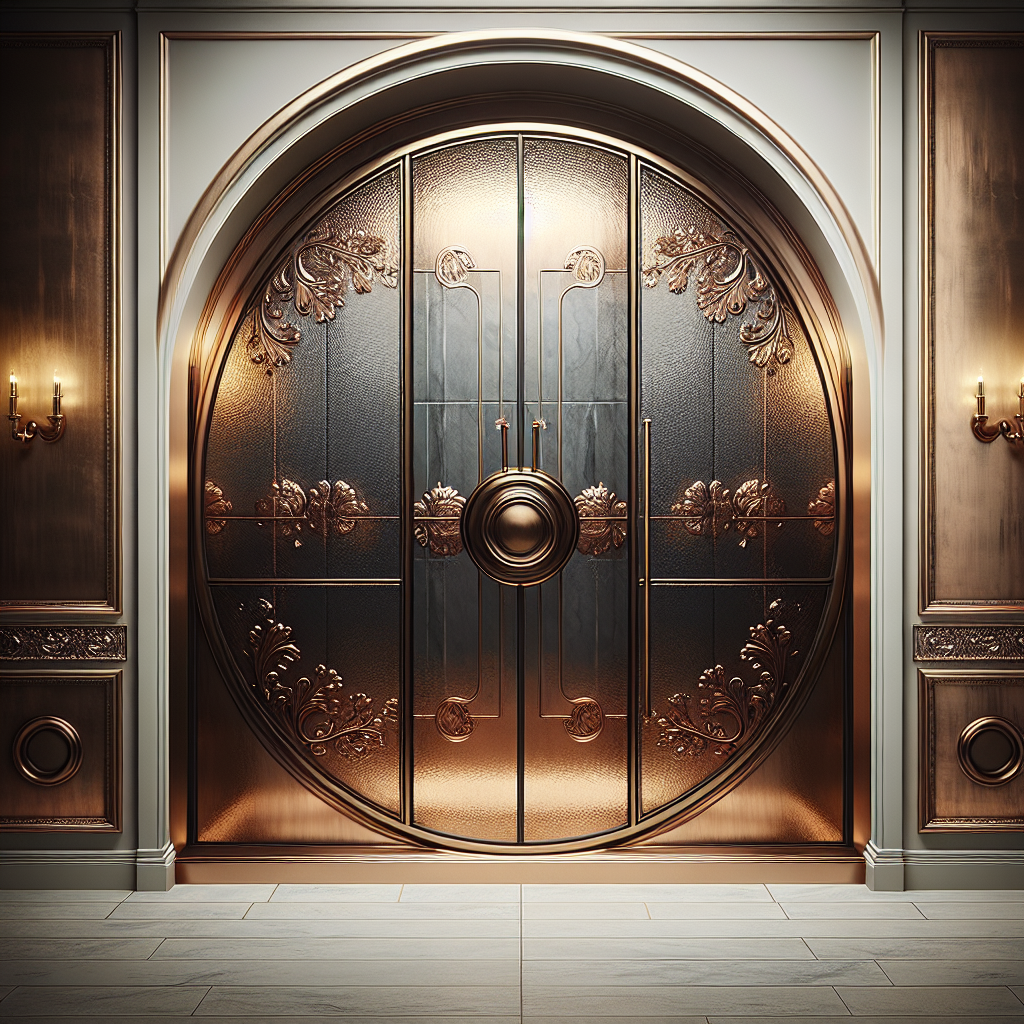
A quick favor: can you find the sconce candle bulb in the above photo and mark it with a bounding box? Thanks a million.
[971,372,1023,447]
[8,369,66,444]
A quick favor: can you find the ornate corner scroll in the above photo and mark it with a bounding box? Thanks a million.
[413,484,466,556]
[672,479,785,548]
[254,479,369,546]
[204,481,232,535]
[652,599,796,758]
[435,696,475,742]
[564,698,604,743]
[642,226,794,373]
[808,480,835,535]
[914,626,1024,662]
[435,245,475,288]
[575,483,627,556]
[247,599,397,760]
[0,626,127,662]
[248,225,398,370]
[564,245,606,287]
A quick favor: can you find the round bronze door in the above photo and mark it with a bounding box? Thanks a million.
[196,128,846,851]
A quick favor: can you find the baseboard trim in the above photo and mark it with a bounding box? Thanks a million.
[0,849,136,890]
[135,841,176,892]
[903,848,1024,890]
[863,840,905,891]
[175,844,866,884]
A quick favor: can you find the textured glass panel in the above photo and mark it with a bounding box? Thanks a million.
[411,138,519,841]
[641,583,827,816]
[522,138,630,841]
[204,310,276,573]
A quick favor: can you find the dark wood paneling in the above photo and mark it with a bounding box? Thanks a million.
[922,34,1024,614]
[0,34,120,613]
[0,671,122,831]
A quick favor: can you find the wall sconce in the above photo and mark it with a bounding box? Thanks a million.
[9,371,66,443]
[971,376,1023,446]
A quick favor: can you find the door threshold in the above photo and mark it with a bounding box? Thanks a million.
[175,843,865,884]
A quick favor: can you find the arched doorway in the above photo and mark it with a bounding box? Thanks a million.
[189,125,848,853]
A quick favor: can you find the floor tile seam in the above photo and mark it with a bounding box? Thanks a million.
[830,984,855,1016]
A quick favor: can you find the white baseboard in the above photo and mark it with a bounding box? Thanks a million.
[865,842,1024,890]
[0,849,137,890]
[863,841,905,891]
[135,841,175,891]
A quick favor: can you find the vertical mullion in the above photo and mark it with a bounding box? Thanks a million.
[516,133,526,844]
[401,154,414,826]
[628,153,639,827]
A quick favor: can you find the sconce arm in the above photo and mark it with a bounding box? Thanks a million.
[9,413,65,444]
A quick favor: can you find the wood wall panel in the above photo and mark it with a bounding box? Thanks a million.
[0,34,120,613]
[922,33,1024,615]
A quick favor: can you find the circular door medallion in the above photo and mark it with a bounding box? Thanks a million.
[957,716,1024,787]
[12,717,83,787]
[461,469,580,586]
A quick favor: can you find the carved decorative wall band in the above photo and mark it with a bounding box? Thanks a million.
[643,226,794,373]
[652,599,795,758]
[253,479,369,546]
[574,483,627,555]
[914,626,1024,662]
[249,225,398,370]
[247,599,397,760]
[0,627,127,662]
[413,484,467,556]
[671,479,785,548]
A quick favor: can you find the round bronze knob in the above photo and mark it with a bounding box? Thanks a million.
[461,469,579,586]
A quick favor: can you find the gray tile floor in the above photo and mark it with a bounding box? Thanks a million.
[0,883,1021,1021]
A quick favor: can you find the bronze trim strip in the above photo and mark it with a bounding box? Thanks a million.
[402,153,414,827]
[628,150,639,828]
[208,578,400,586]
[642,418,652,718]
[914,625,1024,663]
[650,578,832,586]
[0,626,127,662]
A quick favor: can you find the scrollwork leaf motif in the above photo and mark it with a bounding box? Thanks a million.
[672,479,784,548]
[247,599,397,760]
[653,599,796,759]
[248,223,398,370]
[574,483,627,556]
[307,480,369,537]
[435,246,475,289]
[564,699,604,743]
[564,246,606,287]
[256,479,308,546]
[673,480,734,539]
[732,480,785,548]
[643,225,794,373]
[204,481,233,535]
[808,479,836,535]
[413,484,466,556]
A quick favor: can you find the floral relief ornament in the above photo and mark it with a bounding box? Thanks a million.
[204,480,233,535]
[574,483,627,556]
[255,479,369,547]
[413,484,467,557]
[248,222,398,370]
[653,599,796,759]
[642,225,795,373]
[672,479,784,547]
[247,599,398,760]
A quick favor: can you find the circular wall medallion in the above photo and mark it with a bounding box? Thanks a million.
[12,717,83,787]
[461,468,580,586]
[956,716,1024,787]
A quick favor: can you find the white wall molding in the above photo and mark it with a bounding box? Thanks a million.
[0,849,137,891]
[135,840,176,891]
[863,840,906,891]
